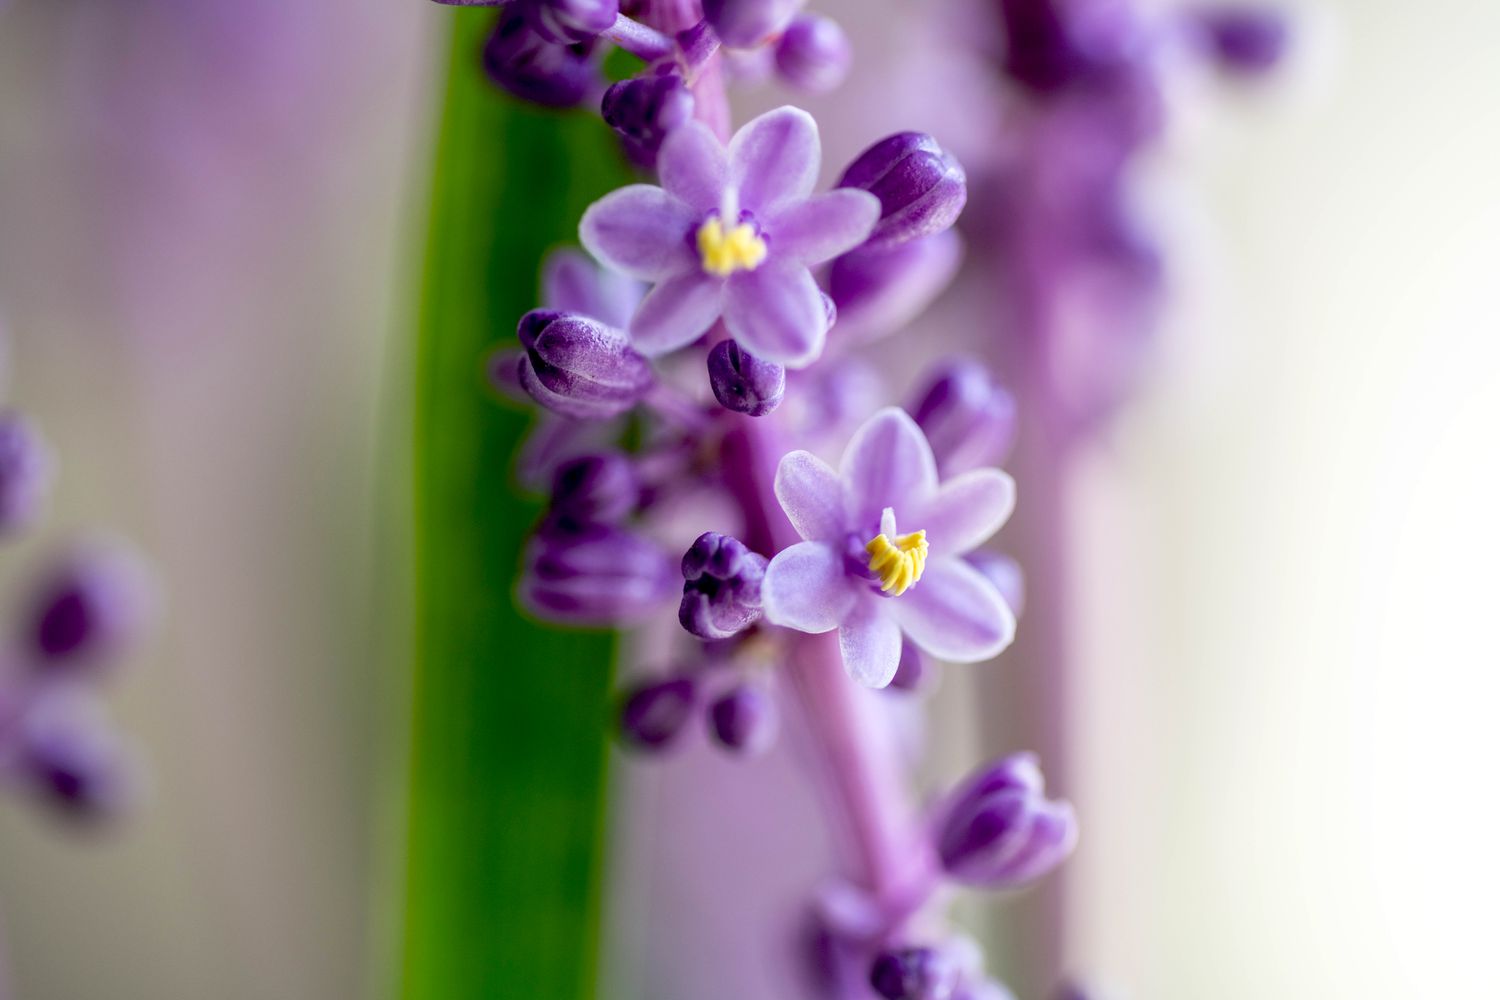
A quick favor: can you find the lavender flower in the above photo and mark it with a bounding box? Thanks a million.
[761,408,1016,687]
[12,689,135,821]
[0,412,53,535]
[870,946,960,1000]
[707,339,785,416]
[703,0,804,48]
[934,752,1077,888]
[547,452,640,526]
[579,106,879,367]
[887,638,928,693]
[601,71,696,163]
[26,544,154,674]
[520,0,619,44]
[1188,5,1289,76]
[837,133,967,249]
[541,247,641,328]
[679,531,768,640]
[619,674,697,750]
[708,683,777,755]
[910,357,1018,477]
[483,7,600,108]
[829,231,964,344]
[774,14,852,93]
[521,523,676,626]
[515,309,654,419]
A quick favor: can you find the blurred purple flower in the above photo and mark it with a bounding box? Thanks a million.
[521,523,676,626]
[935,752,1077,888]
[775,14,853,93]
[0,413,53,535]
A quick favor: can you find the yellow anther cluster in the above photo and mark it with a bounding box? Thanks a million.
[864,529,929,597]
[696,216,768,277]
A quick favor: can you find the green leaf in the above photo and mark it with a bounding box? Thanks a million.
[402,13,632,1000]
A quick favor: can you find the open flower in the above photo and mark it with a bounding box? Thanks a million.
[761,408,1016,686]
[579,106,880,367]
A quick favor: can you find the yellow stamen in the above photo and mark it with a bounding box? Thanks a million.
[697,216,768,277]
[864,529,929,597]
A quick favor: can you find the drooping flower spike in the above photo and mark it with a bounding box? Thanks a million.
[762,407,1017,687]
[580,106,880,368]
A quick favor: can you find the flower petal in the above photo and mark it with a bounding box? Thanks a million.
[762,541,856,634]
[838,596,903,688]
[839,407,939,534]
[658,120,729,214]
[628,272,723,355]
[541,249,641,328]
[774,450,846,542]
[729,106,820,214]
[763,189,881,265]
[722,261,827,368]
[889,557,1015,662]
[914,469,1016,557]
[579,185,697,281]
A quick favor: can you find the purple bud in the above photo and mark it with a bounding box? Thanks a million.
[522,524,676,626]
[870,947,960,1000]
[1189,5,1289,76]
[27,544,154,674]
[838,133,967,249]
[703,0,804,48]
[602,72,695,162]
[829,231,963,344]
[935,753,1078,888]
[708,683,777,754]
[548,451,639,525]
[618,674,696,750]
[0,412,52,534]
[679,531,767,640]
[15,691,135,821]
[707,340,785,417]
[774,14,852,92]
[521,0,618,44]
[887,639,928,692]
[910,357,1018,476]
[483,9,600,108]
[966,552,1025,618]
[516,309,654,420]
[998,0,1139,95]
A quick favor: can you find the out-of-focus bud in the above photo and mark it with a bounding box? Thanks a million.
[618,674,696,750]
[27,543,154,675]
[679,531,767,640]
[774,14,852,92]
[483,9,600,108]
[547,452,640,526]
[870,947,960,1000]
[522,0,618,44]
[934,752,1077,888]
[703,0,804,48]
[602,71,695,164]
[887,638,928,693]
[998,0,1140,96]
[516,309,654,419]
[966,551,1025,619]
[829,230,963,343]
[837,133,967,249]
[15,690,135,821]
[1188,5,1288,76]
[910,357,1018,476]
[522,524,676,625]
[707,340,785,417]
[0,412,52,535]
[708,683,777,755]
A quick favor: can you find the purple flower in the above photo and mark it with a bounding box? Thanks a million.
[703,0,805,48]
[679,532,768,640]
[707,682,777,755]
[934,752,1077,888]
[887,638,928,692]
[774,14,852,93]
[521,523,676,626]
[601,71,696,164]
[26,543,154,674]
[0,412,53,535]
[515,308,654,419]
[909,357,1018,476]
[837,132,967,249]
[579,106,880,367]
[761,408,1016,687]
[1188,5,1288,76]
[618,674,697,750]
[966,551,1025,619]
[519,0,618,44]
[13,690,135,821]
[707,339,785,416]
[547,451,640,526]
[541,246,642,327]
[483,7,600,109]
[870,947,960,1000]
[828,231,963,344]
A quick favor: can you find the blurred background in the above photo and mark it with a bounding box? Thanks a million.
[0,0,1496,998]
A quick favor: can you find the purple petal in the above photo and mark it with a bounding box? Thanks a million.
[629,272,723,355]
[541,248,641,328]
[722,261,827,368]
[579,184,697,280]
[763,189,881,266]
[774,450,845,542]
[838,596,903,688]
[889,557,1014,662]
[658,120,729,214]
[839,407,938,533]
[762,540,855,634]
[728,106,820,214]
[913,469,1016,557]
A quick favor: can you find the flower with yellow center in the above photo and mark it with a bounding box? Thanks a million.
[865,527,929,597]
[696,216,768,278]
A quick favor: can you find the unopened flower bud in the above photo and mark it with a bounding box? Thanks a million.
[703,0,804,48]
[707,340,785,417]
[27,543,154,675]
[887,638,928,692]
[522,0,618,44]
[516,309,654,420]
[679,531,767,640]
[829,230,963,343]
[838,133,967,249]
[870,947,960,1000]
[966,551,1025,618]
[548,451,639,526]
[15,690,135,821]
[708,683,777,755]
[774,14,852,92]
[483,10,600,108]
[602,71,695,162]
[0,412,52,534]
[1188,5,1289,76]
[910,357,1018,476]
[522,524,675,626]
[618,674,696,750]
[935,753,1077,888]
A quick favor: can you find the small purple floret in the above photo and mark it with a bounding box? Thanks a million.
[703,0,804,48]
[910,357,1018,476]
[28,544,152,673]
[523,524,676,625]
[935,752,1077,888]
[619,675,696,750]
[708,683,777,755]
[602,71,695,163]
[774,14,852,92]
[887,638,928,692]
[707,340,785,417]
[16,692,134,821]
[1190,5,1289,75]
[679,531,767,640]
[516,309,654,420]
[838,133,967,249]
[548,452,639,526]
[966,551,1025,618]
[520,0,618,44]
[483,9,599,108]
[870,947,961,1000]
[0,412,53,535]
